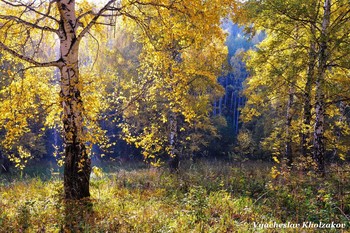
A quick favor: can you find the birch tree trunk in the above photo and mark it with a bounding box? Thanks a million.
[313,0,331,176]
[233,94,238,135]
[235,96,241,136]
[168,112,179,172]
[58,0,91,199]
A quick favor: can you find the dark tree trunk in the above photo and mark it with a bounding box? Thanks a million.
[1,156,10,174]
[224,77,228,107]
[285,85,294,167]
[302,24,317,158]
[169,155,180,173]
[230,91,234,112]
[213,101,217,116]
[332,101,345,160]
[63,144,91,199]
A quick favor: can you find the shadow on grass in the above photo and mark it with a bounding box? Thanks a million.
[62,198,95,232]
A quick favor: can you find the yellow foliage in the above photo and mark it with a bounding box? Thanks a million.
[270,166,280,179]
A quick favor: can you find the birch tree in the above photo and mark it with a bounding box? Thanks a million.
[0,0,123,199]
[236,0,350,173]
[0,0,235,199]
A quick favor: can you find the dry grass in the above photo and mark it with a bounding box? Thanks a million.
[0,159,349,232]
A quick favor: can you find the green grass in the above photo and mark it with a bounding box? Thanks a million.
[0,159,349,232]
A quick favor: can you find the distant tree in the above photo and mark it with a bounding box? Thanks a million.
[210,21,262,156]
[119,3,230,170]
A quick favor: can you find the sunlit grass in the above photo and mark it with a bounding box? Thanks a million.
[0,159,349,232]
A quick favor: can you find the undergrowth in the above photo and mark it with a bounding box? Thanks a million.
[0,159,349,232]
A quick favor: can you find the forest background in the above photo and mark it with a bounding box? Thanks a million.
[0,0,349,232]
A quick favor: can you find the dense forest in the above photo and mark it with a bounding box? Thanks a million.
[0,0,349,232]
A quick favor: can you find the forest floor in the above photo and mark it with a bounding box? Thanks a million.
[0,159,349,232]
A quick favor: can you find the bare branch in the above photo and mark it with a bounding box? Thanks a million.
[0,0,59,23]
[77,10,94,22]
[129,0,179,10]
[325,97,350,106]
[0,14,58,33]
[77,0,121,42]
[77,0,181,43]
[0,41,61,67]
[329,3,350,31]
[87,31,100,71]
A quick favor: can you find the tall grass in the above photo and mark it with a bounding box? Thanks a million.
[0,159,349,232]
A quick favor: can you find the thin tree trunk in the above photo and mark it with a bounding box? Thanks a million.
[236,96,241,135]
[230,91,234,129]
[168,112,179,172]
[224,77,228,107]
[285,85,295,167]
[332,101,345,160]
[219,96,223,115]
[230,91,234,112]
[213,101,217,116]
[1,153,10,174]
[313,0,331,176]
[233,93,237,135]
[58,0,91,199]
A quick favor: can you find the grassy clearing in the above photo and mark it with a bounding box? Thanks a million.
[0,159,349,232]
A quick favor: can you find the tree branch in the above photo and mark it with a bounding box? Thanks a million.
[325,97,350,106]
[77,0,121,42]
[0,14,58,33]
[267,1,322,33]
[101,78,155,120]
[129,0,179,10]
[0,41,61,67]
[77,10,94,22]
[0,0,59,23]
